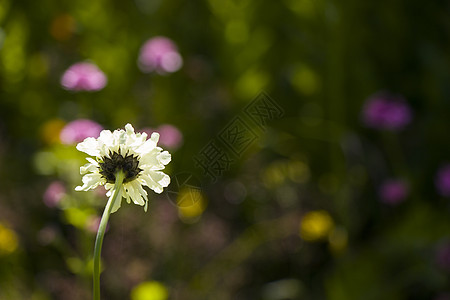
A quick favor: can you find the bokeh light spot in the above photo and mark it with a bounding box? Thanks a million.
[300,210,334,241]
[225,20,248,44]
[40,119,66,145]
[291,65,320,96]
[0,223,18,255]
[177,187,207,222]
[131,281,169,300]
[50,14,76,41]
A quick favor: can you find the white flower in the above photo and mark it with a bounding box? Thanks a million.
[75,124,171,213]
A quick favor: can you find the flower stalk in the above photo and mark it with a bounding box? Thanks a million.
[93,170,125,300]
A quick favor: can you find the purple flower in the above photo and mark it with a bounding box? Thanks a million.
[138,37,183,74]
[378,179,409,205]
[435,165,450,197]
[60,119,103,144]
[43,181,66,208]
[61,62,107,91]
[141,124,183,149]
[361,93,412,131]
[436,242,450,271]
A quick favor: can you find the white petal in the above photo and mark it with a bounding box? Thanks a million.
[98,130,115,156]
[125,184,140,204]
[105,183,114,197]
[98,130,113,145]
[86,157,98,165]
[135,181,148,201]
[125,123,135,135]
[124,181,145,206]
[139,149,162,169]
[150,132,160,143]
[140,174,161,193]
[136,137,157,154]
[80,162,98,174]
[76,138,100,157]
[75,173,103,191]
[141,171,170,194]
[158,151,171,165]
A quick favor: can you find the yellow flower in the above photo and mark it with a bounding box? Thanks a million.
[177,187,207,220]
[299,210,334,241]
[0,223,18,254]
[131,281,169,300]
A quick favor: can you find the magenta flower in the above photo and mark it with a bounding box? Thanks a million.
[361,92,412,131]
[141,124,183,149]
[378,179,409,205]
[138,36,183,74]
[60,119,103,144]
[61,62,107,91]
[43,181,66,208]
[435,164,450,197]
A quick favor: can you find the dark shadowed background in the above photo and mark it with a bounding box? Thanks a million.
[0,0,450,299]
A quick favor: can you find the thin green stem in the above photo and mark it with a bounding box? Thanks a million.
[93,171,124,300]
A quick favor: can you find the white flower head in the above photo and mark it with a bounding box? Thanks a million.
[75,124,171,213]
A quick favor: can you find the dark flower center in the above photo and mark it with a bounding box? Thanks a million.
[99,151,143,183]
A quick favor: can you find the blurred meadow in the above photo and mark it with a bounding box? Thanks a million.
[0,0,450,299]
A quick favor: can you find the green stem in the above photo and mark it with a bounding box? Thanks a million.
[93,171,124,300]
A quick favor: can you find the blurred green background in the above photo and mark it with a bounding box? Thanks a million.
[0,0,450,299]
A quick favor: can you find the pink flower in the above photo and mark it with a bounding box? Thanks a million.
[61,62,107,91]
[378,179,409,205]
[60,119,103,144]
[43,181,66,208]
[141,124,183,149]
[361,92,412,131]
[138,37,183,74]
[85,216,102,233]
[435,164,450,197]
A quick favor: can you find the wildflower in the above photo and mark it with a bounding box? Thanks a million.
[60,119,103,144]
[131,281,169,300]
[378,179,409,205]
[43,181,66,208]
[435,164,450,197]
[61,62,107,91]
[141,124,183,149]
[0,223,18,255]
[138,36,183,74]
[361,92,412,131]
[299,210,334,241]
[75,124,171,212]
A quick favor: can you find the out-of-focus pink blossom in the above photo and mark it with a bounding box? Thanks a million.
[138,37,183,74]
[435,164,450,197]
[85,216,102,233]
[361,92,412,131]
[60,119,103,144]
[61,62,107,91]
[43,181,66,208]
[141,124,183,149]
[378,179,409,205]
